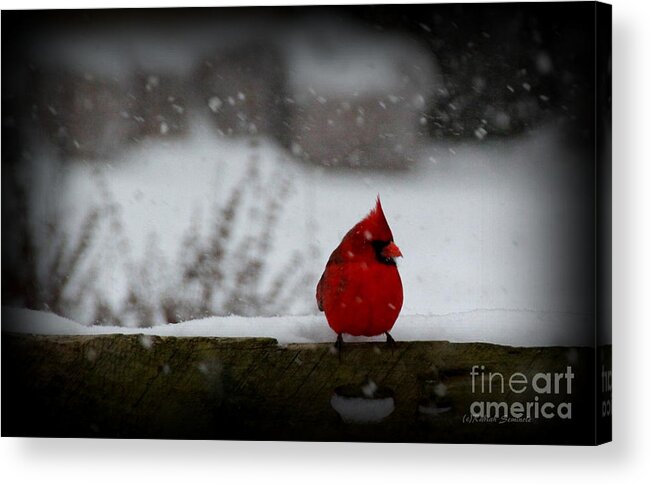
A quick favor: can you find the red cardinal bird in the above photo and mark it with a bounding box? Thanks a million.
[316,196,403,352]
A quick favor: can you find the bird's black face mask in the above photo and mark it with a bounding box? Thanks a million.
[371,240,397,266]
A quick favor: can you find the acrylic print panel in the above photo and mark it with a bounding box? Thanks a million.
[1,3,611,444]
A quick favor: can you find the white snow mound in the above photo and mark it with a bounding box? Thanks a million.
[2,306,593,347]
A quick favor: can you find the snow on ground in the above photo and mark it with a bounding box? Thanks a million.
[2,306,594,347]
[27,120,593,322]
[33,120,321,319]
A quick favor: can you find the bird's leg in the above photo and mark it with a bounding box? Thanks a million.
[385,332,397,352]
[334,333,344,361]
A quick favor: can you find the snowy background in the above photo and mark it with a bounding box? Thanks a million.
[2,6,598,345]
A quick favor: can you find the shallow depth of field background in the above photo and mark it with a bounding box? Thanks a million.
[2,5,599,337]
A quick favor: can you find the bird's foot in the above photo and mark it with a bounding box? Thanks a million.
[385,332,397,353]
[334,333,344,362]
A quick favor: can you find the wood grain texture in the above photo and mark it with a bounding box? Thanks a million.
[1,333,604,444]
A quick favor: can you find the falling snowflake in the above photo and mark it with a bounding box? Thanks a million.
[362,380,378,398]
[208,97,222,112]
[474,127,488,140]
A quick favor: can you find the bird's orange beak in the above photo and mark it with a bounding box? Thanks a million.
[382,242,403,258]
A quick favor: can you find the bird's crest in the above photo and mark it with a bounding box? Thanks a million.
[356,196,394,242]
